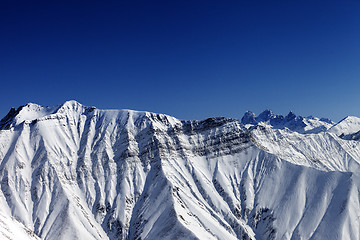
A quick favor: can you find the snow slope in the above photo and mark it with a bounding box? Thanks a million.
[329,116,360,137]
[0,190,41,240]
[0,101,360,239]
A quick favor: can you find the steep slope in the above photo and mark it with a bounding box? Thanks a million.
[248,124,360,172]
[0,190,41,240]
[329,116,360,137]
[0,101,359,240]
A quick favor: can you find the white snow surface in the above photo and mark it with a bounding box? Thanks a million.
[0,190,41,240]
[329,116,360,136]
[0,101,360,240]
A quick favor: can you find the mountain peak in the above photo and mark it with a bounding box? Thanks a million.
[285,111,297,121]
[329,116,360,137]
[257,109,275,122]
[241,110,334,134]
[241,111,257,125]
[59,100,82,108]
[0,101,88,129]
[55,100,88,115]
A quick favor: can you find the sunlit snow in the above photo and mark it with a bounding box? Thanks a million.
[0,101,359,239]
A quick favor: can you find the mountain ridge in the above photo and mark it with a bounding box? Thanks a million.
[241,109,336,134]
[0,101,360,239]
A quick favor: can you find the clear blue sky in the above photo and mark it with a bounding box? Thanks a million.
[1,0,359,121]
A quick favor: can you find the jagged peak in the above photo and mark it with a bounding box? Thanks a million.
[241,111,257,125]
[241,109,335,134]
[285,111,299,121]
[257,109,275,122]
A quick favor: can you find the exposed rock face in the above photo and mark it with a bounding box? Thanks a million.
[0,101,360,240]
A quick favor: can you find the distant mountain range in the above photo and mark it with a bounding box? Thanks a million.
[1,101,360,239]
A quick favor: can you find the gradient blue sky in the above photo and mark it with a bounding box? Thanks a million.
[1,0,359,121]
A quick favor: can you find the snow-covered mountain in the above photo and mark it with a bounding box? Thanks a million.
[0,101,360,240]
[328,116,360,138]
[241,110,335,134]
